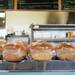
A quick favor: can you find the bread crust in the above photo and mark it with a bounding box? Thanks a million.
[29,41,53,61]
[55,43,75,61]
[3,41,28,62]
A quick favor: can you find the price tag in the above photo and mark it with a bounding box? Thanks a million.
[66,32,73,38]
[34,25,39,29]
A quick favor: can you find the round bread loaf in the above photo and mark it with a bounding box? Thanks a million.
[3,41,28,62]
[29,40,53,61]
[55,43,75,61]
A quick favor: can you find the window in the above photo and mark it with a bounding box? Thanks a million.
[17,0,58,9]
[0,0,14,9]
[62,0,75,10]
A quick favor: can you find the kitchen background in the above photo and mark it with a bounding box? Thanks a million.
[0,11,75,40]
[6,11,69,35]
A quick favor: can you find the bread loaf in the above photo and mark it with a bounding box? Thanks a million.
[55,43,75,61]
[29,40,53,61]
[3,41,28,62]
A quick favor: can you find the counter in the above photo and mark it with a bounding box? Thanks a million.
[0,72,75,75]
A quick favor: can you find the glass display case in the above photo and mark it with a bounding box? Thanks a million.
[0,24,75,72]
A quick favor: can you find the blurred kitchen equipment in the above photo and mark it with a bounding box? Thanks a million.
[67,12,75,24]
[5,35,30,44]
[47,12,69,24]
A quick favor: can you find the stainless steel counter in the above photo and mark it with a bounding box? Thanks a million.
[0,60,75,72]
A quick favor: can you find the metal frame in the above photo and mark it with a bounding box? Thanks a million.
[30,24,75,42]
[5,35,30,44]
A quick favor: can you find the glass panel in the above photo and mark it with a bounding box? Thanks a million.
[17,0,58,9]
[0,0,14,9]
[62,0,75,10]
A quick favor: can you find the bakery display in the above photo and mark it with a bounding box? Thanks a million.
[55,43,75,61]
[3,41,28,62]
[0,39,75,61]
[29,40,53,61]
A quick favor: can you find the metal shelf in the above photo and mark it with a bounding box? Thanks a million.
[33,38,75,42]
[31,24,75,31]
[33,28,75,31]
